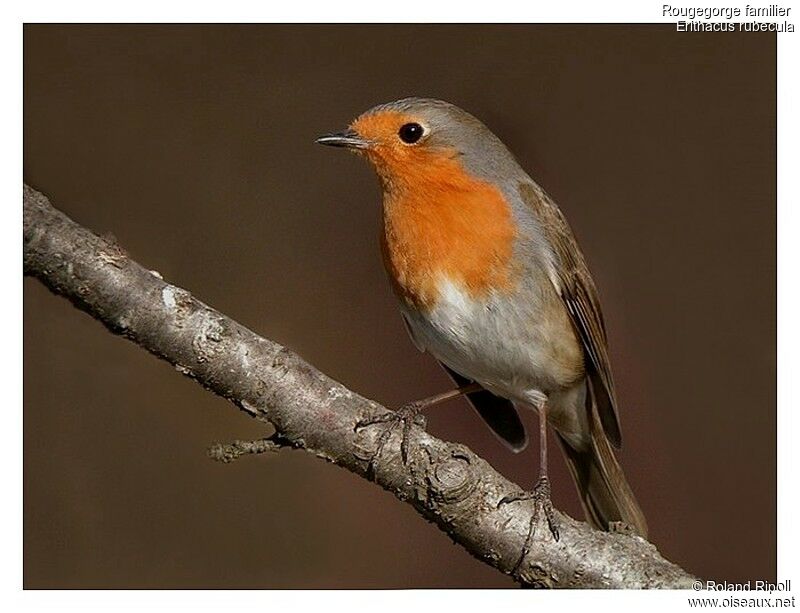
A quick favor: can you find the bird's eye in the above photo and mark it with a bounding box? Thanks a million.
[398,123,425,144]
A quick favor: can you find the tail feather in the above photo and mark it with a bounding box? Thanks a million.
[556,412,648,537]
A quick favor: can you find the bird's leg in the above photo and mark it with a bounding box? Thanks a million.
[497,402,560,574]
[355,382,482,477]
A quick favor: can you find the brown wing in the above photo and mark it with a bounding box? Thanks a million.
[519,182,622,447]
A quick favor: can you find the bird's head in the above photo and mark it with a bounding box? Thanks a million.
[316,98,519,192]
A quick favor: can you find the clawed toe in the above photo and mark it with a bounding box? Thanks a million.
[498,477,561,575]
[355,411,396,431]
[530,477,559,542]
[354,404,426,478]
[497,491,528,507]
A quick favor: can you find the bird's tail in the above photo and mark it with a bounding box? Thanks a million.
[556,415,648,537]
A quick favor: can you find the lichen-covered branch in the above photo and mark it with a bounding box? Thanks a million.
[23,184,696,588]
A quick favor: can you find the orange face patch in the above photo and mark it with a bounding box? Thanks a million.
[351,111,518,311]
[351,111,423,179]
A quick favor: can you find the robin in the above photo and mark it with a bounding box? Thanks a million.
[316,98,647,552]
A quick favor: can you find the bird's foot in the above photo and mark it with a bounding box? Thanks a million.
[355,401,427,479]
[497,476,560,574]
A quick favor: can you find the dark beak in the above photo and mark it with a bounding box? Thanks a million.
[315,129,371,150]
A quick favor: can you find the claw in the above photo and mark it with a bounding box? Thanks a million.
[355,411,396,432]
[353,403,424,478]
[497,477,561,575]
[497,491,528,507]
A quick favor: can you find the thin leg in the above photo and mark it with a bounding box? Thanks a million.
[355,382,482,478]
[539,402,549,477]
[406,382,483,411]
[497,401,560,575]
[533,402,558,540]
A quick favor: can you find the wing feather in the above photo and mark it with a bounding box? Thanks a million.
[519,182,622,447]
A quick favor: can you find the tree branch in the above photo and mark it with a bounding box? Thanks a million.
[207,435,290,463]
[22,184,696,588]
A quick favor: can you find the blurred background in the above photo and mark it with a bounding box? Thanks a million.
[23,25,776,588]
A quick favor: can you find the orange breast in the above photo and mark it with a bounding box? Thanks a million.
[379,153,518,311]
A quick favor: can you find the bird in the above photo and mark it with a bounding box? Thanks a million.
[316,98,647,553]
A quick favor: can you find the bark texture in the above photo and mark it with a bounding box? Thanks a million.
[23,184,696,588]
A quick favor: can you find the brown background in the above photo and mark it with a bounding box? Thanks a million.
[23,25,776,588]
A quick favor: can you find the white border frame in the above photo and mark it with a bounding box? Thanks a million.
[4,2,796,611]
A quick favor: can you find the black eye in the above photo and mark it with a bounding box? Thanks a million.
[398,123,424,144]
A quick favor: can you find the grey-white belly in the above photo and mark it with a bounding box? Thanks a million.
[401,277,580,404]
[401,275,590,446]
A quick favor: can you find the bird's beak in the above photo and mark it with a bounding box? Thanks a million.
[315,129,371,150]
